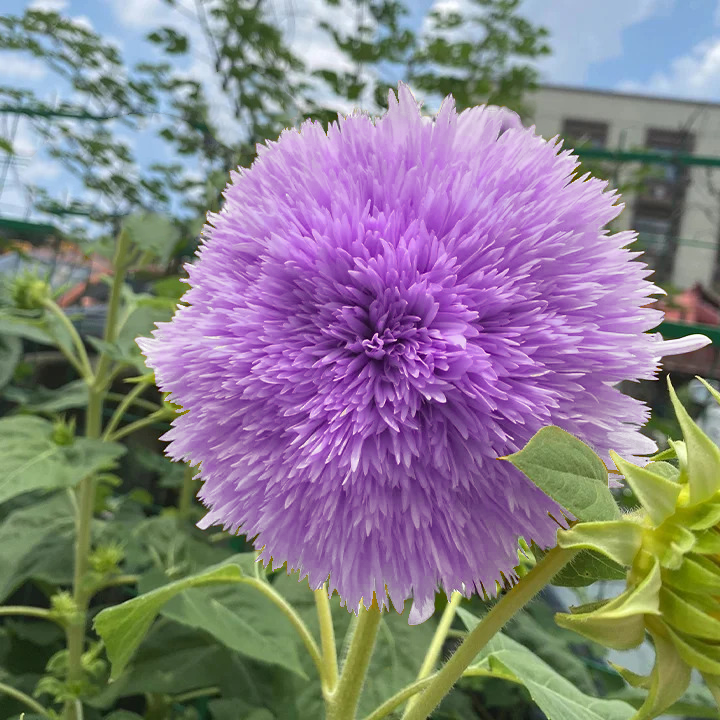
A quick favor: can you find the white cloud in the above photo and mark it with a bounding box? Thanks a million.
[520,0,675,85]
[27,0,69,11]
[0,54,47,80]
[617,37,720,100]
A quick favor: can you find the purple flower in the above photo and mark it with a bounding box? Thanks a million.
[139,85,709,624]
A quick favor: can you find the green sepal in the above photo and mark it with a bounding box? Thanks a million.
[644,461,680,482]
[664,554,720,595]
[648,524,696,569]
[632,629,692,720]
[662,623,720,675]
[557,520,642,567]
[667,439,687,472]
[659,587,720,641]
[648,446,677,462]
[610,451,681,526]
[697,376,720,406]
[555,558,661,650]
[667,376,720,505]
[607,662,651,689]
[676,502,720,531]
[694,529,720,555]
[502,426,620,522]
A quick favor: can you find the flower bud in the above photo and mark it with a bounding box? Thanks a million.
[554,377,720,718]
[10,272,50,310]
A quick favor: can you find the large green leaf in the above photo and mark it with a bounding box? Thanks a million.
[3,380,88,414]
[122,213,181,265]
[0,416,125,505]
[0,334,21,389]
[503,426,620,522]
[0,493,74,601]
[458,608,636,720]
[156,581,307,677]
[95,555,296,680]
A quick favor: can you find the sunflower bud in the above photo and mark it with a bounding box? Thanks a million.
[10,272,50,311]
[554,377,720,718]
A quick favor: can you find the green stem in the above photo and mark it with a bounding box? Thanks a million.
[315,585,339,694]
[326,601,383,720]
[174,687,221,703]
[43,299,94,381]
[402,546,578,720]
[106,391,161,413]
[90,574,139,595]
[0,605,57,622]
[0,679,52,717]
[63,230,133,720]
[178,465,197,522]
[107,409,168,442]
[404,591,463,716]
[102,382,150,440]
[242,577,324,681]
[361,675,438,720]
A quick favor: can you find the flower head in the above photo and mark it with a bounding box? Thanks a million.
[139,85,709,624]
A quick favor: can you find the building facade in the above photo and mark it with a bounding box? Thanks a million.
[528,85,720,290]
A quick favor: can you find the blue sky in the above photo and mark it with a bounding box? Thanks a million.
[5,0,720,222]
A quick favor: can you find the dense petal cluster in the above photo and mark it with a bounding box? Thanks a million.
[139,85,709,623]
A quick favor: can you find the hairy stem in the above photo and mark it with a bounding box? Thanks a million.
[107,409,168,442]
[326,600,383,720]
[401,546,577,720]
[178,465,197,522]
[315,585,339,694]
[0,679,52,717]
[0,605,59,623]
[63,229,132,720]
[102,381,150,440]
[43,298,94,381]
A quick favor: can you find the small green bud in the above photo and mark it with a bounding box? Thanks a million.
[10,272,51,310]
[49,591,81,628]
[51,416,76,446]
[88,542,125,575]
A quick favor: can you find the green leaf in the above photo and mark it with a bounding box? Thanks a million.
[3,380,88,413]
[557,520,643,567]
[457,608,636,720]
[122,212,181,265]
[667,376,720,505]
[0,334,21,389]
[95,556,265,680]
[0,492,74,602]
[157,582,307,678]
[503,426,620,521]
[0,416,125,505]
[550,549,627,587]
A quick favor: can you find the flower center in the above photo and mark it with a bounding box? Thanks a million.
[361,329,407,360]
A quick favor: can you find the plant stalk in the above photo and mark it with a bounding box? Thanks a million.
[401,546,578,720]
[315,585,339,694]
[63,230,132,720]
[326,599,383,720]
[404,591,463,716]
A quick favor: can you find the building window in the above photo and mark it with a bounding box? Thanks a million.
[645,127,694,183]
[562,119,608,149]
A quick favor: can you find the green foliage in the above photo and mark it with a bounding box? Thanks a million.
[458,608,637,720]
[503,425,621,522]
[0,416,124,505]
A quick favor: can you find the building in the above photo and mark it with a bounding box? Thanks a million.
[528,85,720,290]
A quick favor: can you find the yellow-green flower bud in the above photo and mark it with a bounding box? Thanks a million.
[553,377,720,718]
[51,417,76,447]
[10,272,50,310]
